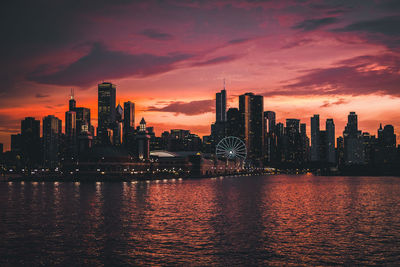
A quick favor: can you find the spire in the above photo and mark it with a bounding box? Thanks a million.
[223,78,226,90]
[70,88,74,100]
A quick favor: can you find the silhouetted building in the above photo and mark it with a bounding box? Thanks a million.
[113,103,124,145]
[226,108,241,137]
[284,119,304,164]
[375,124,397,165]
[43,115,62,168]
[11,134,22,152]
[78,125,93,154]
[263,111,277,164]
[239,93,263,161]
[135,118,150,160]
[326,119,335,164]
[20,117,41,167]
[300,123,310,162]
[74,107,91,135]
[123,101,135,143]
[98,82,116,144]
[264,111,276,133]
[216,85,226,122]
[343,112,364,164]
[65,111,77,157]
[311,114,320,162]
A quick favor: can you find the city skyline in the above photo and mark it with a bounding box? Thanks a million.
[1,82,399,152]
[1,0,400,150]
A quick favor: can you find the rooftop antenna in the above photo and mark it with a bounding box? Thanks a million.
[223,78,226,90]
[70,88,74,100]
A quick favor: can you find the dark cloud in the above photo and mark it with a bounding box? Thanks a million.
[335,16,400,36]
[192,55,240,67]
[147,100,214,115]
[282,38,314,49]
[35,93,50,98]
[292,17,339,31]
[139,29,174,40]
[28,43,192,86]
[264,54,400,97]
[228,38,250,44]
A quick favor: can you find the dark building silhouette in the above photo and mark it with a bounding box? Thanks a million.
[211,84,228,148]
[21,117,41,167]
[226,108,241,137]
[74,107,91,135]
[11,134,22,152]
[69,89,76,111]
[113,103,124,145]
[264,111,276,133]
[239,93,263,161]
[98,82,116,144]
[216,84,226,123]
[123,101,135,143]
[263,111,277,164]
[65,111,77,157]
[311,114,320,162]
[300,123,310,162]
[326,119,335,164]
[43,115,62,168]
[135,118,150,160]
[343,112,364,164]
[284,119,304,164]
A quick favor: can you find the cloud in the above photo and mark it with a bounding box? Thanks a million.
[27,43,192,86]
[147,99,214,115]
[282,38,314,49]
[192,54,241,67]
[292,17,339,31]
[139,28,174,40]
[263,53,400,97]
[228,38,250,44]
[320,98,349,108]
[35,93,50,98]
[335,16,400,36]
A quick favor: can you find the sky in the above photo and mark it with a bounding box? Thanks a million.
[1,0,400,150]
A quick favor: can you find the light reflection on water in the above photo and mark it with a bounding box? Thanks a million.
[1,175,400,266]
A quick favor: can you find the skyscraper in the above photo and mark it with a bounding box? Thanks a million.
[264,111,277,164]
[264,111,276,134]
[69,89,76,111]
[75,107,91,135]
[311,114,320,162]
[21,117,41,167]
[326,119,335,164]
[123,101,135,135]
[239,92,263,160]
[216,82,226,122]
[113,103,124,146]
[43,115,62,168]
[343,111,364,164]
[226,108,241,137]
[65,110,77,156]
[98,82,116,144]
[284,119,303,164]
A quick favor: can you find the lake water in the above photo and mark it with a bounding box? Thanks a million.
[1,175,400,266]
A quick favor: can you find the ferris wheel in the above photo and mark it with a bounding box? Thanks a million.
[216,136,247,160]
